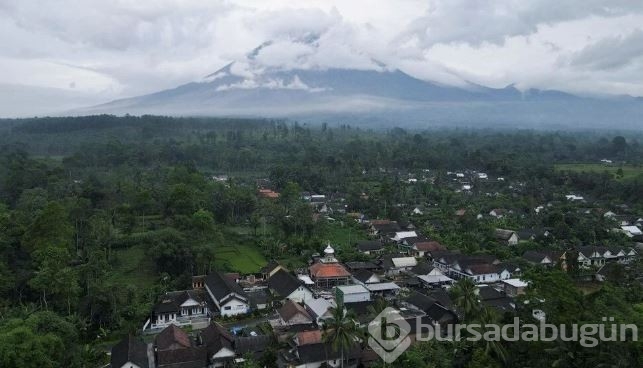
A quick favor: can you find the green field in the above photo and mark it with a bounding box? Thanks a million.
[555,163,643,180]
[214,244,267,273]
[324,221,368,251]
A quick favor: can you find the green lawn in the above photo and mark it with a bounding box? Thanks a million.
[214,244,267,273]
[110,244,158,289]
[555,163,643,180]
[323,221,368,251]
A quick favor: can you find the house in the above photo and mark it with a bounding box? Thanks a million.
[410,261,435,276]
[246,288,270,310]
[261,260,285,279]
[410,241,446,257]
[277,300,314,326]
[391,231,418,242]
[146,290,211,331]
[286,330,361,367]
[403,291,457,326]
[351,269,380,285]
[497,263,522,279]
[267,269,313,303]
[621,225,643,238]
[336,285,371,304]
[199,323,235,367]
[576,246,608,268]
[344,261,380,272]
[477,286,515,312]
[304,298,336,325]
[308,245,352,288]
[432,252,500,283]
[110,335,150,368]
[460,263,501,284]
[365,282,401,299]
[368,220,401,237]
[234,334,272,362]
[501,279,528,297]
[522,250,560,266]
[205,271,250,317]
[380,255,418,276]
[417,267,454,288]
[495,229,519,246]
[155,325,207,368]
[355,240,385,255]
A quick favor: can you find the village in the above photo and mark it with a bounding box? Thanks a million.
[110,166,643,368]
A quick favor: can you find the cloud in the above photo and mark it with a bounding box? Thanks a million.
[2,0,643,117]
[566,28,643,70]
[401,0,643,47]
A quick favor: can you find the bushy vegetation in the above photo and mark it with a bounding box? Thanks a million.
[0,115,641,366]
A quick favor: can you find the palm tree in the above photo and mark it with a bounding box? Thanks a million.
[322,301,361,368]
[476,306,508,364]
[451,277,479,322]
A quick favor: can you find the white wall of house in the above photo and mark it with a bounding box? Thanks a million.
[287,286,314,303]
[220,299,249,317]
[469,272,500,284]
[156,312,177,325]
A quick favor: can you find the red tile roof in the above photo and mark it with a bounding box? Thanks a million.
[414,241,446,252]
[296,330,322,346]
[309,263,351,278]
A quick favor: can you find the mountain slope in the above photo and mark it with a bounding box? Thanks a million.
[82,58,643,130]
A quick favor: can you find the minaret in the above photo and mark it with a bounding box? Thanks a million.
[321,242,338,263]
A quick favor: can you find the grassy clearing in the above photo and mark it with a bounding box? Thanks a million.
[214,244,267,273]
[110,244,157,290]
[555,163,643,180]
[323,221,368,251]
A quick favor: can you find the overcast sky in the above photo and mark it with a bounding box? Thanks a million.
[1,0,643,116]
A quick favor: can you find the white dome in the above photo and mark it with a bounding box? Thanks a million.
[324,244,335,254]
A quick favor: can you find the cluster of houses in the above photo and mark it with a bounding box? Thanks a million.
[110,177,643,367]
[113,233,535,368]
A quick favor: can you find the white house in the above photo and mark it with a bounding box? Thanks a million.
[205,271,250,317]
[392,231,418,242]
[495,229,519,246]
[146,290,210,331]
[417,268,454,287]
[268,269,314,303]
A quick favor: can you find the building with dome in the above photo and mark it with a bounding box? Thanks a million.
[308,244,351,288]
